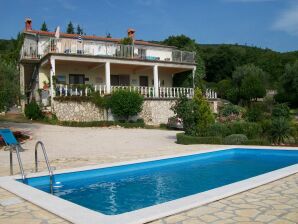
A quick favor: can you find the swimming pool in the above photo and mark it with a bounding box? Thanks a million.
[1,147,298,224]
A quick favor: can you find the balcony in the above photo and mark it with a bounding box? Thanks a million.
[21,38,196,64]
[54,84,217,100]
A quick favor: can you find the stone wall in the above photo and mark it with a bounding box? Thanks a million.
[53,101,105,122]
[53,99,218,125]
[140,99,176,125]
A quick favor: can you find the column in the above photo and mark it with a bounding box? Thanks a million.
[192,67,196,89]
[105,62,111,94]
[153,65,159,97]
[19,64,25,112]
[50,58,55,104]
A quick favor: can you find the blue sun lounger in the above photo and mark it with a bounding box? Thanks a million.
[0,129,24,151]
[0,129,25,178]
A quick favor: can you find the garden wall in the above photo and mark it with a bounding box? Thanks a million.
[53,101,105,122]
[53,99,218,125]
[140,99,176,125]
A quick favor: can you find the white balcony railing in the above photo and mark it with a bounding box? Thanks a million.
[20,44,39,59]
[22,38,195,63]
[54,85,217,100]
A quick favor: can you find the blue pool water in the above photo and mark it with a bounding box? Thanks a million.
[23,149,298,215]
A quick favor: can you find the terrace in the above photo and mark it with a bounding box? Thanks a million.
[20,37,196,64]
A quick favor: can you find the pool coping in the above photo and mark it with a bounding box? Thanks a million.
[0,146,297,224]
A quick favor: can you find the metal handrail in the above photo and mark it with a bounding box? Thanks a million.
[35,141,54,194]
[9,145,26,181]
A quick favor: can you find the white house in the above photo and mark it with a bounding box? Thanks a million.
[19,18,217,124]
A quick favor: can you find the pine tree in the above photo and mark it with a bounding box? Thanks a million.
[192,88,215,136]
[40,21,48,31]
[76,25,83,35]
[66,22,74,34]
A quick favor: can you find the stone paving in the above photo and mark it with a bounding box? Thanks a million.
[0,188,69,224]
[149,173,298,224]
[0,173,297,224]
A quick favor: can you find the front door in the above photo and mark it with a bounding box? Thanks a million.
[139,76,148,87]
[69,74,85,84]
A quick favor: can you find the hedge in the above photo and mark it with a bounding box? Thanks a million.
[176,133,222,145]
[207,121,262,139]
[177,133,271,146]
[52,120,145,128]
[244,139,270,146]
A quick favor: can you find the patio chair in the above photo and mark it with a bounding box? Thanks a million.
[0,129,24,152]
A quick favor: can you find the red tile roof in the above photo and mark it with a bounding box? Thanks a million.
[24,30,175,48]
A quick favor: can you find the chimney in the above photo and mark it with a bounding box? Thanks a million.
[127,28,135,40]
[25,18,32,31]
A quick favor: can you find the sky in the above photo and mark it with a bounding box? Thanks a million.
[0,0,298,52]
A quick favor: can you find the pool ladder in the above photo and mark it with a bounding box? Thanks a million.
[9,141,54,194]
[35,141,54,194]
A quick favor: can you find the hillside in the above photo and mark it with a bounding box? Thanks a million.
[198,44,298,85]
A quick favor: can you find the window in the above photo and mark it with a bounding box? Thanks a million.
[138,48,146,59]
[56,75,66,84]
[69,74,85,84]
[111,75,130,86]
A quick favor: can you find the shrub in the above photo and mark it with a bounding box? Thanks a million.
[244,139,270,146]
[207,122,229,137]
[172,88,214,136]
[223,134,248,145]
[225,121,262,139]
[176,133,222,145]
[220,104,241,117]
[172,95,197,136]
[269,118,292,145]
[90,91,107,108]
[272,104,290,119]
[193,89,215,136]
[24,101,43,120]
[108,90,144,121]
[245,103,265,122]
[259,119,272,136]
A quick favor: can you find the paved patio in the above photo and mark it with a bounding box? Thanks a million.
[0,121,297,224]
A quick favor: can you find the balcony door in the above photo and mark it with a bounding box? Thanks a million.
[111,75,130,86]
[69,74,85,85]
[139,76,148,87]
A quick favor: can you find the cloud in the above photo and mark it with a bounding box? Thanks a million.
[272,2,298,36]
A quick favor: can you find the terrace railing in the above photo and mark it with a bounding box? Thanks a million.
[35,38,195,64]
[20,44,39,59]
[54,84,216,100]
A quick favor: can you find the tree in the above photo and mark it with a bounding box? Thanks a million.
[76,25,83,35]
[0,61,20,112]
[120,37,133,45]
[66,21,75,34]
[275,61,298,107]
[108,90,144,121]
[40,21,48,31]
[172,88,214,136]
[192,88,215,136]
[230,64,267,104]
[163,35,206,89]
